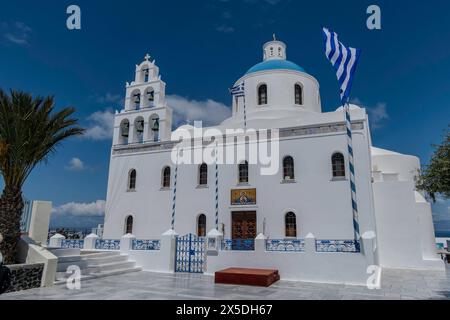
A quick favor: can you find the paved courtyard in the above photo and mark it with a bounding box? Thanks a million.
[2,267,450,300]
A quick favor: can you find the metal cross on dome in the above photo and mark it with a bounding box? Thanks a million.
[144,53,151,61]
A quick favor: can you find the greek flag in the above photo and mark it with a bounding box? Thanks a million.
[322,27,361,105]
[230,82,245,97]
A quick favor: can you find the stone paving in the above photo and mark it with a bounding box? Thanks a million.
[1,267,450,300]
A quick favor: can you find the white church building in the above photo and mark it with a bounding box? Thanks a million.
[100,38,444,285]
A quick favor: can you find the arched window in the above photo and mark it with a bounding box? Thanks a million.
[120,119,130,145]
[146,88,154,103]
[283,156,295,181]
[125,215,133,234]
[239,161,249,184]
[258,84,267,105]
[150,116,160,142]
[162,166,171,188]
[199,163,208,186]
[197,214,206,237]
[295,84,303,105]
[134,117,144,143]
[133,92,141,110]
[128,169,137,190]
[332,153,346,178]
[143,68,149,82]
[285,212,297,237]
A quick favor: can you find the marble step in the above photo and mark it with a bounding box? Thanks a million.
[48,248,81,257]
[57,255,84,264]
[57,260,89,273]
[85,254,128,265]
[81,251,121,258]
[86,260,136,273]
[54,266,142,284]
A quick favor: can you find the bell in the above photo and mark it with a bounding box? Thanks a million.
[121,123,129,137]
[151,118,159,132]
[136,120,144,133]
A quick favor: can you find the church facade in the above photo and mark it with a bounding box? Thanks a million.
[102,38,443,284]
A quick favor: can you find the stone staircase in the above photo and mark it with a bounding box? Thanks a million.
[47,248,142,284]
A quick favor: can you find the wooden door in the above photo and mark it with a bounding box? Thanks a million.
[232,212,257,240]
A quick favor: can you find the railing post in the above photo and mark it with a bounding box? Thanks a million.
[84,233,99,250]
[162,229,178,272]
[120,233,136,254]
[361,231,376,265]
[305,233,316,255]
[255,233,267,252]
[206,229,223,256]
[49,233,65,248]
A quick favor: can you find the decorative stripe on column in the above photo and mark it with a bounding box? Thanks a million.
[171,147,179,230]
[345,104,360,251]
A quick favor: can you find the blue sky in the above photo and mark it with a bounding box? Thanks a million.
[0,0,449,230]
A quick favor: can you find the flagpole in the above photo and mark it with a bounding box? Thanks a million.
[214,141,219,230]
[243,91,247,128]
[171,146,179,230]
[343,101,361,252]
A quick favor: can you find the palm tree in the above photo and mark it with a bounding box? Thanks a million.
[0,89,84,264]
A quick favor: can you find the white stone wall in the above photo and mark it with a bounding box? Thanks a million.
[103,118,375,241]
[373,180,444,270]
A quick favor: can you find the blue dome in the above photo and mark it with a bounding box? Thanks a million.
[245,59,305,75]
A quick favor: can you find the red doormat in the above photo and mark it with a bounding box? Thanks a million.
[215,268,280,287]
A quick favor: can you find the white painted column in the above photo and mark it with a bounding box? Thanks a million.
[49,234,65,248]
[84,233,99,250]
[120,233,136,254]
[305,233,316,255]
[361,231,376,266]
[161,229,178,272]
[206,229,223,255]
[255,233,267,252]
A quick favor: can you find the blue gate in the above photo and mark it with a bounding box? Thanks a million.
[175,233,205,273]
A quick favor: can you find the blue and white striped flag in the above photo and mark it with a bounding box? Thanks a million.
[322,27,361,105]
[230,82,245,97]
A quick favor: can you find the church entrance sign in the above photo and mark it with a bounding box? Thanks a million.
[175,233,205,273]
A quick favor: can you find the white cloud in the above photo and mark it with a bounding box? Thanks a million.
[166,95,231,127]
[83,96,230,141]
[93,93,123,105]
[52,200,106,217]
[84,109,115,141]
[351,98,389,129]
[66,157,85,171]
[1,21,32,46]
[367,103,389,129]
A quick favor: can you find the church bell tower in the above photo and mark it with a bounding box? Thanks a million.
[113,54,173,146]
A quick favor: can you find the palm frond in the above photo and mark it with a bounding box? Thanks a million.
[0,88,85,189]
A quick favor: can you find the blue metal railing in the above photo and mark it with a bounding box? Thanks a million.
[61,239,84,249]
[266,239,305,252]
[315,240,359,253]
[222,239,255,251]
[95,239,120,250]
[132,239,161,251]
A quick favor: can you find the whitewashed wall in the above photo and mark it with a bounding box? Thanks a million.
[103,117,375,242]
[373,180,444,270]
